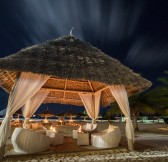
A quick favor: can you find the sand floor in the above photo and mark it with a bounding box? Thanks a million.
[1,122,168,161]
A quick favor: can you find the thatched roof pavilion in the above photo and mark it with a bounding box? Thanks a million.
[0,35,151,107]
[0,35,152,151]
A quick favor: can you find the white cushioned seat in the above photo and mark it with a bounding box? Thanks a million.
[11,128,51,154]
[91,125,121,148]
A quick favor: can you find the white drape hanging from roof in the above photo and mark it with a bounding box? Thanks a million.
[0,72,49,147]
[79,91,101,123]
[22,89,50,128]
[109,85,134,149]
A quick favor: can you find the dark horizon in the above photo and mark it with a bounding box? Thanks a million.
[0,0,168,112]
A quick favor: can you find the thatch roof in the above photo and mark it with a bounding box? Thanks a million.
[38,109,54,118]
[0,35,152,107]
[65,109,83,117]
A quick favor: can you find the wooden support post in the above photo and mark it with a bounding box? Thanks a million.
[63,79,67,99]
[88,81,94,92]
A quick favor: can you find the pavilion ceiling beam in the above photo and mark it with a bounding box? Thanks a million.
[42,87,94,94]
[88,80,94,92]
[0,77,11,93]
[96,86,109,93]
[5,70,14,83]
[46,96,81,101]
[48,77,89,83]
[42,85,109,95]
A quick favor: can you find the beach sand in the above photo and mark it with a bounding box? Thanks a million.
[1,121,168,161]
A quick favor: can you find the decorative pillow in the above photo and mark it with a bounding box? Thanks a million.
[85,123,92,130]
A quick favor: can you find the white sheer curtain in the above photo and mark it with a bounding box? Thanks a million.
[0,72,50,147]
[79,91,101,123]
[22,89,50,128]
[109,85,134,150]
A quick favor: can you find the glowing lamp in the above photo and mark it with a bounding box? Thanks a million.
[44,118,48,123]
[52,127,56,132]
[50,126,53,130]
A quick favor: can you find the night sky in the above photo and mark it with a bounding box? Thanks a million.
[0,0,168,113]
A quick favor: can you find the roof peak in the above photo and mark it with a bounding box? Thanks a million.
[70,27,75,36]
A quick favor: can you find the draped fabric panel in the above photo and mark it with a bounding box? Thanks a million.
[109,85,134,142]
[79,91,101,122]
[22,89,50,128]
[94,92,101,118]
[0,72,50,147]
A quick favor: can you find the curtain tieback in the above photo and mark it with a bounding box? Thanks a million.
[125,117,130,119]
[125,117,132,121]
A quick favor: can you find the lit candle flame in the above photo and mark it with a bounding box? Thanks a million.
[78,125,82,133]
[44,118,48,123]
[52,127,56,132]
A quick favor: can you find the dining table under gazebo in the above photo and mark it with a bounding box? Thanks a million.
[0,34,151,151]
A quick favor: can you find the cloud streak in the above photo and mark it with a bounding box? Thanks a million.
[125,36,168,68]
[7,0,145,47]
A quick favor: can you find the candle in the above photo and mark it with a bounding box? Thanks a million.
[52,127,56,132]
[60,120,63,125]
[78,125,82,133]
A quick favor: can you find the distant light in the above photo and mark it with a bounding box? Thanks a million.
[158,128,168,131]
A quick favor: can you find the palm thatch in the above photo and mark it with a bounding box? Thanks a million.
[38,109,54,118]
[65,109,82,117]
[0,35,152,107]
[55,109,85,117]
